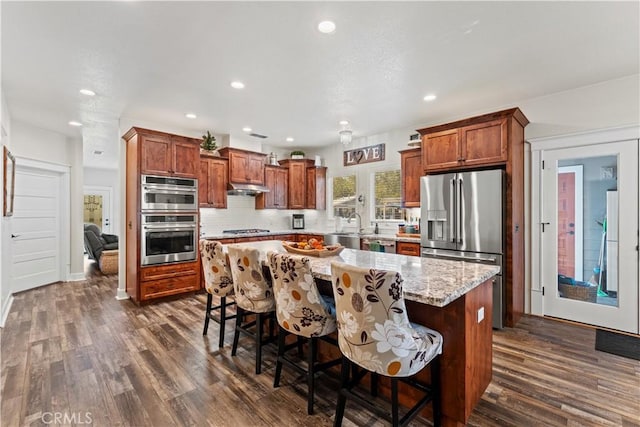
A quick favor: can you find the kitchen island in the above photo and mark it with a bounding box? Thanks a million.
[224,240,499,426]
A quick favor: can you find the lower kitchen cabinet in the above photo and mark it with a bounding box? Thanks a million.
[396,241,421,256]
[133,260,201,302]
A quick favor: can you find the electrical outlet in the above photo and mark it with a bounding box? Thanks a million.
[477,307,485,323]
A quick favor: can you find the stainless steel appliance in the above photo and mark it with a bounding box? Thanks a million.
[141,213,198,265]
[420,169,505,328]
[292,214,305,229]
[141,174,198,211]
[222,228,270,235]
[361,238,396,253]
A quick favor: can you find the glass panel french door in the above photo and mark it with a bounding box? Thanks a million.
[541,140,638,334]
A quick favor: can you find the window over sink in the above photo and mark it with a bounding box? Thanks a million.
[331,175,356,218]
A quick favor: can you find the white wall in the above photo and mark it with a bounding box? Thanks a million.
[0,84,14,326]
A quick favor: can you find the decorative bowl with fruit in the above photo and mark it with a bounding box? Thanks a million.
[281,238,344,257]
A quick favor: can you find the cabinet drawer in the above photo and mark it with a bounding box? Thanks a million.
[140,261,199,281]
[140,277,199,300]
[396,242,421,256]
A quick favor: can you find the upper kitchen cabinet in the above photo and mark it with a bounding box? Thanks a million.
[256,165,288,209]
[126,128,199,178]
[420,113,515,172]
[199,154,228,208]
[306,166,327,210]
[279,159,314,209]
[400,148,422,207]
[218,147,267,185]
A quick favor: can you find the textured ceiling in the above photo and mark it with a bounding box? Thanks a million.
[2,1,639,168]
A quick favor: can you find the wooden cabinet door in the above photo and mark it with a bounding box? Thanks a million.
[141,133,172,176]
[257,166,277,209]
[306,167,326,210]
[228,151,248,183]
[247,154,266,185]
[396,241,420,256]
[422,128,460,172]
[460,119,508,167]
[199,158,212,207]
[401,149,422,207]
[210,158,228,208]
[171,137,199,178]
[276,168,288,209]
[288,161,307,209]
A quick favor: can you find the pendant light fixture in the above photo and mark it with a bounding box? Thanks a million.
[339,121,352,145]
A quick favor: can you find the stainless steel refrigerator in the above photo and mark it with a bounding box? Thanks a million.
[420,169,505,328]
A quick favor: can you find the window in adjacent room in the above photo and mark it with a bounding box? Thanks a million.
[332,175,356,218]
[371,169,403,221]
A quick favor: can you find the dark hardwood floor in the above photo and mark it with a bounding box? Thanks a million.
[1,269,639,426]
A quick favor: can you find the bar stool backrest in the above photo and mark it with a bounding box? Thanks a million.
[228,245,275,313]
[200,240,234,297]
[268,252,336,338]
[330,261,442,377]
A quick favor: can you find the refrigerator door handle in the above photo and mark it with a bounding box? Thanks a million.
[450,178,456,243]
[457,178,463,245]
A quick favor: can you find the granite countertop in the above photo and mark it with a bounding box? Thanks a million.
[226,240,499,307]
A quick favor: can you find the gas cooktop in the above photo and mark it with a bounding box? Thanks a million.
[222,229,271,234]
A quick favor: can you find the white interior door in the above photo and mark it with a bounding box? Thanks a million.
[83,186,112,233]
[11,166,62,292]
[541,140,638,334]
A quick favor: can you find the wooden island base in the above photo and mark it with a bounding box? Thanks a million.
[317,278,493,426]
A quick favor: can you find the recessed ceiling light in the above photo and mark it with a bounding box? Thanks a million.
[231,81,245,89]
[185,113,197,119]
[318,21,336,34]
[68,121,83,127]
[286,137,294,142]
[242,127,252,133]
[339,120,349,126]
[423,94,437,102]
[79,89,95,96]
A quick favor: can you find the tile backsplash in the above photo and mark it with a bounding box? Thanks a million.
[200,195,327,235]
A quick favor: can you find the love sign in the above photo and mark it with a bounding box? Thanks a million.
[343,143,386,166]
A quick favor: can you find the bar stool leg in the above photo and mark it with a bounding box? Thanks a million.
[273,326,286,388]
[371,372,378,397]
[431,356,442,427]
[334,356,349,427]
[307,337,317,415]
[218,296,227,348]
[203,293,212,335]
[391,378,399,427]
[256,313,263,374]
[297,335,304,357]
[231,307,244,356]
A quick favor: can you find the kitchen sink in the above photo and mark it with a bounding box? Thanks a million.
[323,233,361,249]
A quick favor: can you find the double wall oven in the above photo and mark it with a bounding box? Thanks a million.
[140,174,198,266]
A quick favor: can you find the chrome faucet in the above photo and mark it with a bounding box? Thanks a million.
[347,212,363,234]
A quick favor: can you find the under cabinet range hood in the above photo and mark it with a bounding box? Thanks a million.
[227,182,270,196]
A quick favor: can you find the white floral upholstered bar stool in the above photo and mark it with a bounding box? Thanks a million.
[227,245,276,374]
[268,251,341,415]
[199,240,236,348]
[330,261,444,427]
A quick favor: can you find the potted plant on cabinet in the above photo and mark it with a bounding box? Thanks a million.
[201,131,218,155]
[290,150,305,159]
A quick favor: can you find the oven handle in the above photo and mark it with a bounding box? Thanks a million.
[142,186,197,193]
[143,225,196,231]
[421,251,497,264]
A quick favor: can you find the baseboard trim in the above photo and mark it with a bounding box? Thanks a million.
[0,294,15,328]
[67,272,86,282]
[115,288,130,300]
